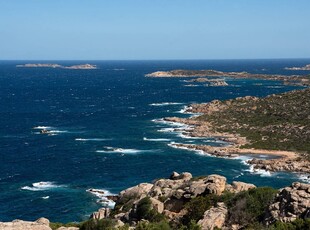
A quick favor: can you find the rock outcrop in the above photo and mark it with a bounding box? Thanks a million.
[0,218,51,230]
[266,182,310,224]
[99,172,256,226]
[198,202,228,230]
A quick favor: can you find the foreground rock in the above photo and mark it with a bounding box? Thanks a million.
[95,172,256,226]
[198,202,228,230]
[0,218,51,230]
[266,182,310,224]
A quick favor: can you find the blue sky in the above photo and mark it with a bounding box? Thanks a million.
[0,0,309,60]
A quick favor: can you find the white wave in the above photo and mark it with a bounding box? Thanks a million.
[149,102,183,106]
[246,165,272,177]
[87,188,116,208]
[233,155,253,165]
[96,147,153,154]
[21,181,64,191]
[233,172,244,179]
[298,174,310,183]
[42,196,50,199]
[75,138,110,142]
[178,133,204,139]
[48,130,68,134]
[167,142,206,156]
[143,137,171,142]
[33,126,53,130]
[157,128,179,133]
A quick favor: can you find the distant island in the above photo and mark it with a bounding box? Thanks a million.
[146,69,310,86]
[285,64,310,71]
[16,63,98,69]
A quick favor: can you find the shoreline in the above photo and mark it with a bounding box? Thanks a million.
[162,93,310,174]
[146,69,310,87]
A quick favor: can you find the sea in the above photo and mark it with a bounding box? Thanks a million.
[0,59,309,223]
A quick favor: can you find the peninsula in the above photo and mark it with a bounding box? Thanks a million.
[164,88,310,174]
[16,63,98,69]
[146,69,310,86]
[285,64,310,71]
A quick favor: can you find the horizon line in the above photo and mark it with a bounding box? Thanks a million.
[1,57,310,62]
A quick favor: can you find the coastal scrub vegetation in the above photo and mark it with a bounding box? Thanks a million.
[50,186,310,230]
[195,88,310,154]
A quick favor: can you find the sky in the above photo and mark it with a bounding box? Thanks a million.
[0,0,309,60]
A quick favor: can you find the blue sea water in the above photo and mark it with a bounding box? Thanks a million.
[0,59,309,222]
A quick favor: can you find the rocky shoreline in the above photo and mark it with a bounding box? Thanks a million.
[146,69,310,86]
[4,172,309,229]
[162,89,310,175]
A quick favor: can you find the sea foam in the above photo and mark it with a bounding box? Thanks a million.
[21,182,64,191]
[87,188,116,208]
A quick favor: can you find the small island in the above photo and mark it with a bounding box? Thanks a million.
[16,63,98,69]
[146,69,310,86]
[187,78,229,86]
[285,64,310,71]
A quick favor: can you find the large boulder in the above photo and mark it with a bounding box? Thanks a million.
[204,175,226,195]
[119,183,153,202]
[198,202,228,230]
[90,208,111,220]
[266,182,310,224]
[225,181,256,193]
[0,218,51,230]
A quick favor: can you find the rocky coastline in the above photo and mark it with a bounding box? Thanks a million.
[16,63,97,70]
[162,89,310,175]
[285,64,310,71]
[146,69,310,86]
[4,172,309,229]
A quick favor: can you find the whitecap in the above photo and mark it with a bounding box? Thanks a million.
[149,102,184,106]
[246,165,272,177]
[167,142,207,156]
[96,147,154,154]
[298,174,310,183]
[42,196,50,199]
[33,126,53,130]
[87,188,116,208]
[21,181,64,191]
[143,137,171,142]
[75,138,111,142]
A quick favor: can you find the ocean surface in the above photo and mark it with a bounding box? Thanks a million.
[0,59,309,223]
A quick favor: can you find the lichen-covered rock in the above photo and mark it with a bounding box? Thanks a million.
[90,208,111,220]
[0,218,51,230]
[119,183,153,202]
[149,197,164,214]
[198,202,228,230]
[266,182,310,224]
[225,181,256,193]
[204,175,226,195]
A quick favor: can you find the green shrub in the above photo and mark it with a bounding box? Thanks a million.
[182,195,217,225]
[136,197,166,222]
[226,187,277,227]
[136,220,171,230]
[269,218,310,230]
[50,222,80,230]
[79,218,117,230]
